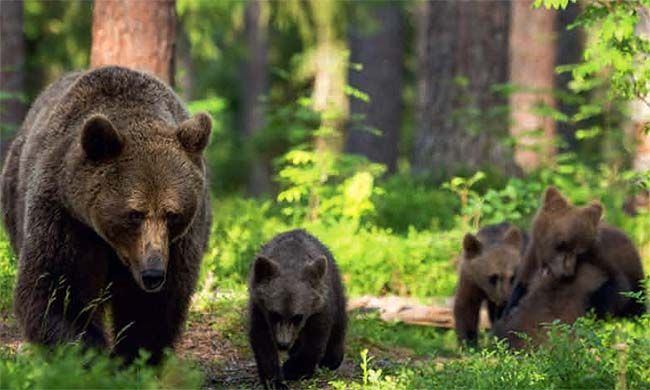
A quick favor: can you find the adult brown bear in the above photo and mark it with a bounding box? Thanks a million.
[0,66,212,364]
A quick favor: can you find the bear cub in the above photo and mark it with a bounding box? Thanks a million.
[248,229,347,388]
[506,187,646,318]
[454,222,526,346]
[493,261,610,349]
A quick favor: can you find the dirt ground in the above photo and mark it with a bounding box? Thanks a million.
[0,296,459,389]
[0,311,367,389]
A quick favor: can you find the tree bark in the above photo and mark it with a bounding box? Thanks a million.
[346,3,403,174]
[555,3,582,151]
[311,0,347,154]
[509,0,557,171]
[412,0,514,177]
[631,7,650,173]
[242,0,271,196]
[175,22,193,102]
[91,0,176,85]
[0,0,26,157]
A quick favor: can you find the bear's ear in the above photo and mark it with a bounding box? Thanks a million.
[81,115,123,161]
[253,256,279,284]
[503,227,522,250]
[463,233,482,260]
[542,186,569,212]
[304,255,327,283]
[177,112,212,153]
[582,202,603,227]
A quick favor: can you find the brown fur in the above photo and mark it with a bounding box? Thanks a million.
[0,66,212,364]
[506,187,646,319]
[493,262,608,349]
[248,229,347,388]
[454,222,526,346]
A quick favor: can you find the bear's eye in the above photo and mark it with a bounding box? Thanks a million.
[166,212,182,227]
[489,275,498,285]
[127,210,145,225]
[555,241,570,252]
[268,311,282,323]
[290,314,303,325]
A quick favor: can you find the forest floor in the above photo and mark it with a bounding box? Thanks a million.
[0,291,462,389]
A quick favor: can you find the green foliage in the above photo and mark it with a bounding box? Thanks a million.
[187,97,250,192]
[331,315,650,389]
[23,0,91,98]
[200,197,460,298]
[0,226,16,313]
[0,344,202,389]
[372,175,460,233]
[540,0,650,105]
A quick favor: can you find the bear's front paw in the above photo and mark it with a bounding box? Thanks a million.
[261,378,288,390]
[282,359,316,381]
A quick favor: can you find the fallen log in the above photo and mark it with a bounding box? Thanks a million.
[348,295,491,329]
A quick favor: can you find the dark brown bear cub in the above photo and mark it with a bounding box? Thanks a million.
[248,229,347,388]
[493,261,609,349]
[505,187,646,318]
[454,222,526,346]
[0,66,212,364]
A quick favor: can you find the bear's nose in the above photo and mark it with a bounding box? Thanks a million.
[141,269,166,291]
[277,341,290,351]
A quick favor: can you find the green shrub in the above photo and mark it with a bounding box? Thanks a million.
[0,345,202,389]
[332,315,650,389]
[202,197,461,298]
[373,174,460,233]
[0,226,16,313]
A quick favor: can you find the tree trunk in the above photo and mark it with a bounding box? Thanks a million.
[91,0,176,85]
[242,0,271,196]
[412,0,513,178]
[0,0,26,157]
[175,22,193,102]
[509,0,557,172]
[311,0,347,154]
[555,3,582,151]
[631,7,650,173]
[346,3,403,174]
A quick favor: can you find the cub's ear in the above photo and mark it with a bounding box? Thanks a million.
[463,233,482,260]
[503,227,522,250]
[304,255,328,283]
[177,112,212,153]
[81,115,123,161]
[253,256,279,284]
[542,186,569,212]
[583,202,603,226]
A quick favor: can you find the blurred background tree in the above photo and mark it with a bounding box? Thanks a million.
[0,0,648,204]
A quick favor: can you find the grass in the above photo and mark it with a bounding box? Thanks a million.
[0,193,649,389]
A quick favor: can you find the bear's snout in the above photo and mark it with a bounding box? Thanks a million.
[141,269,166,291]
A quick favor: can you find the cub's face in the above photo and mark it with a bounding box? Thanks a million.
[250,256,327,351]
[532,187,602,279]
[463,228,522,306]
[79,113,211,292]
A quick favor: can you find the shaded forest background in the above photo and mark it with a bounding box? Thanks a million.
[1,0,648,196]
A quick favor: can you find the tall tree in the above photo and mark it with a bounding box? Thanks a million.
[412,1,513,177]
[1,0,26,155]
[242,0,271,195]
[346,2,403,174]
[555,4,583,150]
[509,0,557,172]
[91,0,176,85]
[310,0,347,154]
[631,7,650,174]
